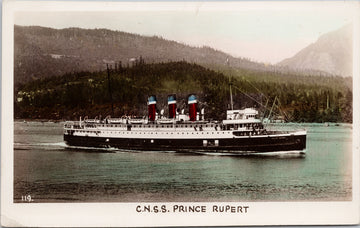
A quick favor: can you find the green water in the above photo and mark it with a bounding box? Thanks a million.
[14,121,352,202]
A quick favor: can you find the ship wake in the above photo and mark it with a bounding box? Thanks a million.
[191,150,306,158]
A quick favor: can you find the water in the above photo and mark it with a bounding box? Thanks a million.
[14,121,352,202]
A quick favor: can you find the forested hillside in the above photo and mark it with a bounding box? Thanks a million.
[14,25,332,88]
[14,25,264,87]
[15,61,352,123]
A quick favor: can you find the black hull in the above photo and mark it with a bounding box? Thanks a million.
[64,134,306,153]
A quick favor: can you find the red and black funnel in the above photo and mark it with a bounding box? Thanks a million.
[188,94,197,121]
[148,95,157,121]
[168,94,177,119]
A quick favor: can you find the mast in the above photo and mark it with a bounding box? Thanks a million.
[106,64,114,116]
[326,91,330,110]
[229,81,234,110]
[227,58,234,110]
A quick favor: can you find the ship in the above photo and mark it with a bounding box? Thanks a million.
[64,93,307,155]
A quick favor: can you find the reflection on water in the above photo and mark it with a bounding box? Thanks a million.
[14,121,352,202]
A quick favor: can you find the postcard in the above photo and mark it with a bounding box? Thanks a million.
[1,0,359,226]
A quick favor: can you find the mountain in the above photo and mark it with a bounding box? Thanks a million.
[14,25,271,86]
[278,24,353,77]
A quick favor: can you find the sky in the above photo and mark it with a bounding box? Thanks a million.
[14,1,356,64]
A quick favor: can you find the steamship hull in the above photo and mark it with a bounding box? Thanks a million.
[64,94,307,154]
[63,131,306,154]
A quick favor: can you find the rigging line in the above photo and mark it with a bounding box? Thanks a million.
[264,96,277,128]
[239,78,295,119]
[274,97,288,121]
[270,97,291,123]
[262,99,269,120]
[231,84,266,108]
[240,78,294,119]
[271,103,286,116]
[270,98,292,121]
[243,78,270,102]
[274,97,303,128]
[232,84,281,120]
[232,84,299,124]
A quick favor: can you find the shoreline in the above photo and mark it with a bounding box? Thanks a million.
[13,118,352,126]
[14,119,65,123]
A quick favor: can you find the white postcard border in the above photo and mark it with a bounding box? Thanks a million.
[2,1,359,227]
